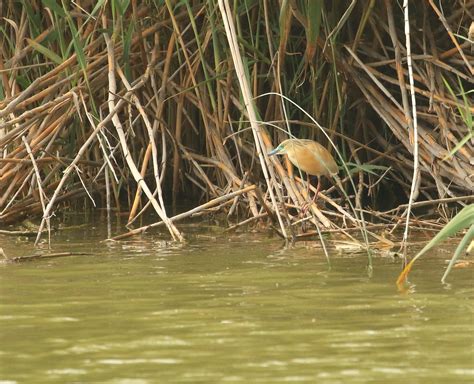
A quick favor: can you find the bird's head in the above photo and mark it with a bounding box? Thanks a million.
[267,139,292,156]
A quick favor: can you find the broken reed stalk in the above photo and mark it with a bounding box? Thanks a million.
[112,184,257,240]
[21,135,50,243]
[427,0,473,75]
[127,33,176,225]
[218,0,289,239]
[101,15,182,242]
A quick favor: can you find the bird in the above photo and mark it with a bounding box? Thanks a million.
[268,138,338,206]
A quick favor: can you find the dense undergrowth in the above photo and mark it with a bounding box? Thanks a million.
[0,1,472,250]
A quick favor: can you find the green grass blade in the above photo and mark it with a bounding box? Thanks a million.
[278,0,291,63]
[345,162,389,176]
[27,38,63,65]
[441,225,474,283]
[442,75,472,129]
[457,76,472,129]
[41,0,66,17]
[116,0,131,16]
[397,204,474,284]
[442,131,473,161]
[22,0,42,38]
[122,21,134,80]
[60,1,88,82]
[304,0,323,62]
[87,0,107,23]
[184,0,216,111]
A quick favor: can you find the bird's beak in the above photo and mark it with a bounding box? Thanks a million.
[267,147,279,156]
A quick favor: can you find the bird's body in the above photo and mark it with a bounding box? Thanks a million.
[268,139,338,177]
[268,138,338,208]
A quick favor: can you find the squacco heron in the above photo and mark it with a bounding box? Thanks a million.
[268,138,338,204]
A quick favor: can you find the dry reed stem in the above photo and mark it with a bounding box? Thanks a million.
[218,0,289,239]
[428,0,473,75]
[101,16,182,242]
[112,184,257,240]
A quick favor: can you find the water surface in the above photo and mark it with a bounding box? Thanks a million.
[1,219,472,383]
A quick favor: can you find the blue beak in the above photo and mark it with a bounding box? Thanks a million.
[268,147,279,156]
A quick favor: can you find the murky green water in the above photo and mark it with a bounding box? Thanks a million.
[0,219,473,383]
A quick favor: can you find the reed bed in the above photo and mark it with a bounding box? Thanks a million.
[0,1,472,245]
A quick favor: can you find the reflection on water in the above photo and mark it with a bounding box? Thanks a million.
[0,219,473,383]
